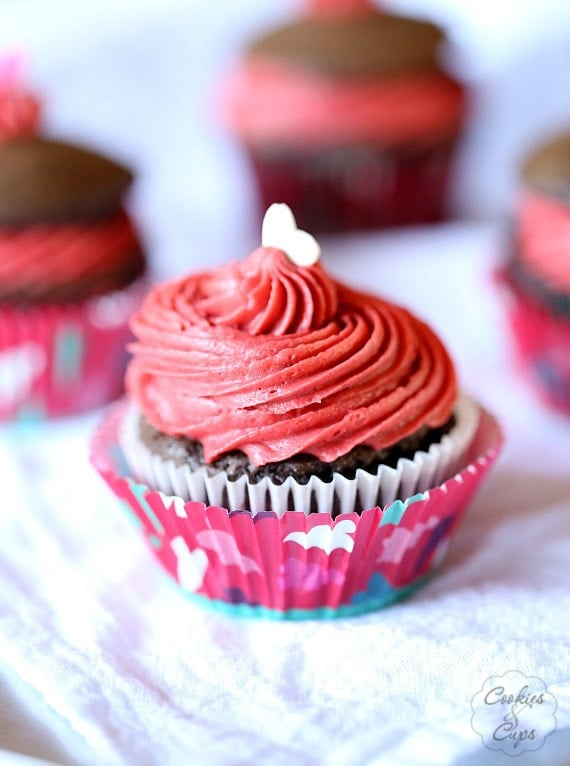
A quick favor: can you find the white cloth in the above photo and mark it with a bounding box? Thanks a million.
[1,224,569,766]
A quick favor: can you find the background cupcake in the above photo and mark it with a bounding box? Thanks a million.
[221,0,467,233]
[91,204,502,618]
[0,56,147,420]
[497,131,570,416]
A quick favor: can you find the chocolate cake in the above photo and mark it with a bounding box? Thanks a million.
[137,412,456,484]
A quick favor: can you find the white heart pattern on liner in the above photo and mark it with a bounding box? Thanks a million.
[261,203,321,267]
[195,529,262,575]
[376,516,440,565]
[0,342,46,408]
[283,519,356,554]
[170,536,209,592]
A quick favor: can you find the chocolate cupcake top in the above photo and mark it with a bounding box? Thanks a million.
[248,2,445,77]
[0,137,133,226]
[126,204,457,466]
[522,131,570,203]
[0,60,144,303]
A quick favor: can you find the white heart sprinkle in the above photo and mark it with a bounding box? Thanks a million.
[261,203,321,267]
[262,203,297,247]
[285,229,321,266]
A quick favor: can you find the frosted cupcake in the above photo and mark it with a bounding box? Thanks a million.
[497,131,570,416]
[0,57,147,419]
[92,204,502,618]
[221,0,467,232]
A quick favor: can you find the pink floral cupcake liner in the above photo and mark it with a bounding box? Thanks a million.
[91,399,503,619]
[496,267,570,416]
[0,279,148,420]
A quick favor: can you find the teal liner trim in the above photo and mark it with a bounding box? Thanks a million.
[131,484,165,535]
[53,326,83,386]
[110,444,131,477]
[380,493,427,526]
[0,404,46,431]
[15,404,45,424]
[118,500,144,531]
[171,577,428,621]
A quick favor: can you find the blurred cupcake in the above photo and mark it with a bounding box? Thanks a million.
[497,131,570,416]
[221,0,467,232]
[91,204,501,618]
[0,56,147,420]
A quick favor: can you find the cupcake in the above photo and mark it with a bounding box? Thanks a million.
[0,57,147,419]
[497,131,570,416]
[221,0,467,232]
[91,204,502,618]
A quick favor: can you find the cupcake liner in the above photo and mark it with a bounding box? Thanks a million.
[0,278,148,420]
[91,398,502,618]
[496,266,570,416]
[118,393,481,516]
[247,139,460,233]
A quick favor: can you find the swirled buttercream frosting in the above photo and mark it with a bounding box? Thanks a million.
[516,192,570,293]
[222,5,464,149]
[127,239,457,466]
[0,210,143,302]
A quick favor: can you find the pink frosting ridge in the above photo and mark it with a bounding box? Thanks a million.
[517,192,570,292]
[0,211,140,297]
[223,59,464,149]
[127,247,457,465]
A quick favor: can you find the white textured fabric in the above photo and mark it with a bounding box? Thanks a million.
[1,224,570,766]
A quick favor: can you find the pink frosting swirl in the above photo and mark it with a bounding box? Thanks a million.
[0,211,140,297]
[222,59,465,149]
[517,191,570,292]
[127,248,457,465]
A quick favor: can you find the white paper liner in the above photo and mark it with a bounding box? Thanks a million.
[118,393,480,517]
